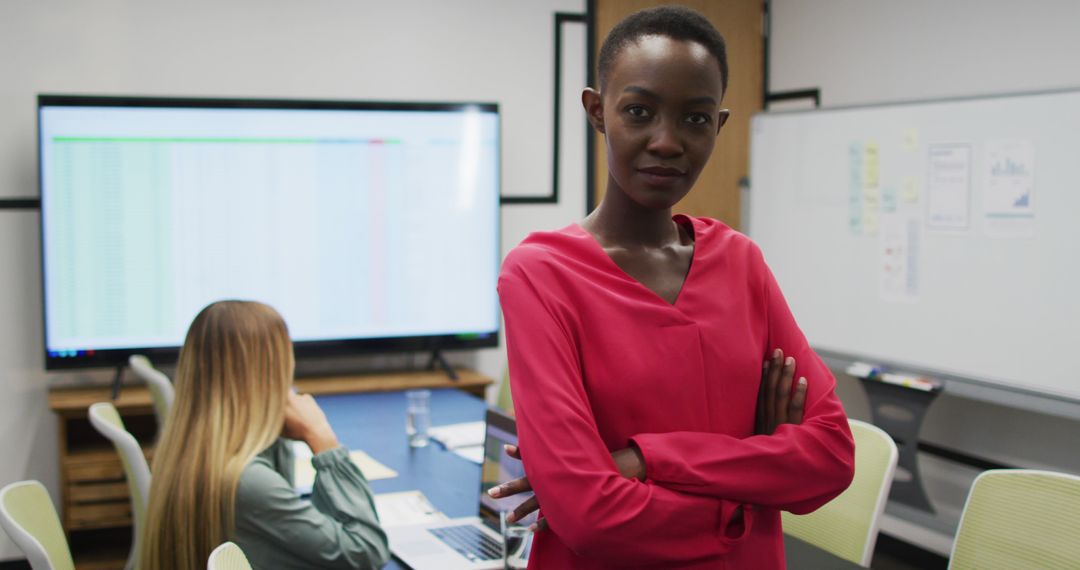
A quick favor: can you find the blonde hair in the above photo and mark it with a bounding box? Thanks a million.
[140,300,294,570]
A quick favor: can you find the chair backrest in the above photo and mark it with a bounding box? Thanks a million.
[782,419,899,567]
[128,354,175,428]
[0,481,75,570]
[496,368,514,416]
[88,402,152,570]
[207,541,253,570]
[949,469,1080,569]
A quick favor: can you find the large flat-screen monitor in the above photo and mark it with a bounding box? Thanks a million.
[38,95,501,370]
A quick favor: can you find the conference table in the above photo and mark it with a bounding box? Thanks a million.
[317,388,861,570]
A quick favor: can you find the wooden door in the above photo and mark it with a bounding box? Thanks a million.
[591,0,764,230]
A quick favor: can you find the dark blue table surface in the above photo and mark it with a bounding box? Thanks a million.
[316,389,861,570]
[317,388,488,520]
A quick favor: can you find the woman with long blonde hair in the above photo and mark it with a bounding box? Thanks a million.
[141,300,389,569]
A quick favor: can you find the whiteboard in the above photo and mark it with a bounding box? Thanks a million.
[749,89,1080,402]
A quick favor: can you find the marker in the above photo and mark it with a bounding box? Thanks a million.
[880,373,937,392]
[846,362,880,379]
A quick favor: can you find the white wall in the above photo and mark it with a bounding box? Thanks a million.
[770,0,1080,554]
[0,0,587,559]
[771,0,1080,106]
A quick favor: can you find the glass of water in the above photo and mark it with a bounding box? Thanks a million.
[405,389,431,448]
[500,510,533,569]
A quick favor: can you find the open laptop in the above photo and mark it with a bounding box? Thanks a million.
[386,408,534,570]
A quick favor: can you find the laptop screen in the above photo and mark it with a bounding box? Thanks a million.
[478,408,537,530]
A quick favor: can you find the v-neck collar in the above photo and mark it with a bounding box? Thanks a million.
[571,214,699,308]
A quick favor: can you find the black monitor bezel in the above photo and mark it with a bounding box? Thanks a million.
[37,94,501,371]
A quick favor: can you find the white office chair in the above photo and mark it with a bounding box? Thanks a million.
[0,481,75,570]
[128,354,174,428]
[208,541,253,570]
[88,402,151,570]
[782,419,899,567]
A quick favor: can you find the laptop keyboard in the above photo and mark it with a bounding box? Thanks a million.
[428,524,502,562]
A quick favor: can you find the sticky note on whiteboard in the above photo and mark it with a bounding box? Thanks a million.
[901,176,920,203]
[903,128,919,151]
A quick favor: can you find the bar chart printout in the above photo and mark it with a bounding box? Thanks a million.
[983,139,1035,236]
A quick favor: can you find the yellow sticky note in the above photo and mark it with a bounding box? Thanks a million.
[902,128,919,151]
[901,176,920,203]
[862,142,881,237]
[863,209,880,236]
[864,141,880,189]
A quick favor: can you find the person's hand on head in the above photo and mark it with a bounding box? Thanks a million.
[756,348,808,435]
[283,391,341,455]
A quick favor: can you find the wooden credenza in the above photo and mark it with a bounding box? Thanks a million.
[47,368,492,569]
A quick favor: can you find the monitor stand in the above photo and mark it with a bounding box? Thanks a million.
[110,363,126,400]
[426,349,459,381]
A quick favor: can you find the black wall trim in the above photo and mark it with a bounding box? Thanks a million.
[585,0,597,213]
[762,0,771,109]
[0,198,41,209]
[501,12,586,206]
[499,195,559,205]
[918,441,1015,472]
[765,88,821,108]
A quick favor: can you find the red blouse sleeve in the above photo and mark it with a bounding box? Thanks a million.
[499,264,752,565]
[629,248,855,514]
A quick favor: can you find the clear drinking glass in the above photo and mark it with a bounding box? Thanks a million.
[405,389,431,448]
[500,510,533,569]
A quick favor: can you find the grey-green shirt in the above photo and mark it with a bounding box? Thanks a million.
[233,439,390,569]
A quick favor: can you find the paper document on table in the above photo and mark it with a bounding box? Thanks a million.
[293,441,398,495]
[428,421,485,449]
[452,445,485,465]
[374,490,449,527]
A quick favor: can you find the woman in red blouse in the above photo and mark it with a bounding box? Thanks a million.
[492,6,855,569]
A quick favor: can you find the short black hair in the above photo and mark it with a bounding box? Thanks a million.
[598,5,729,95]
